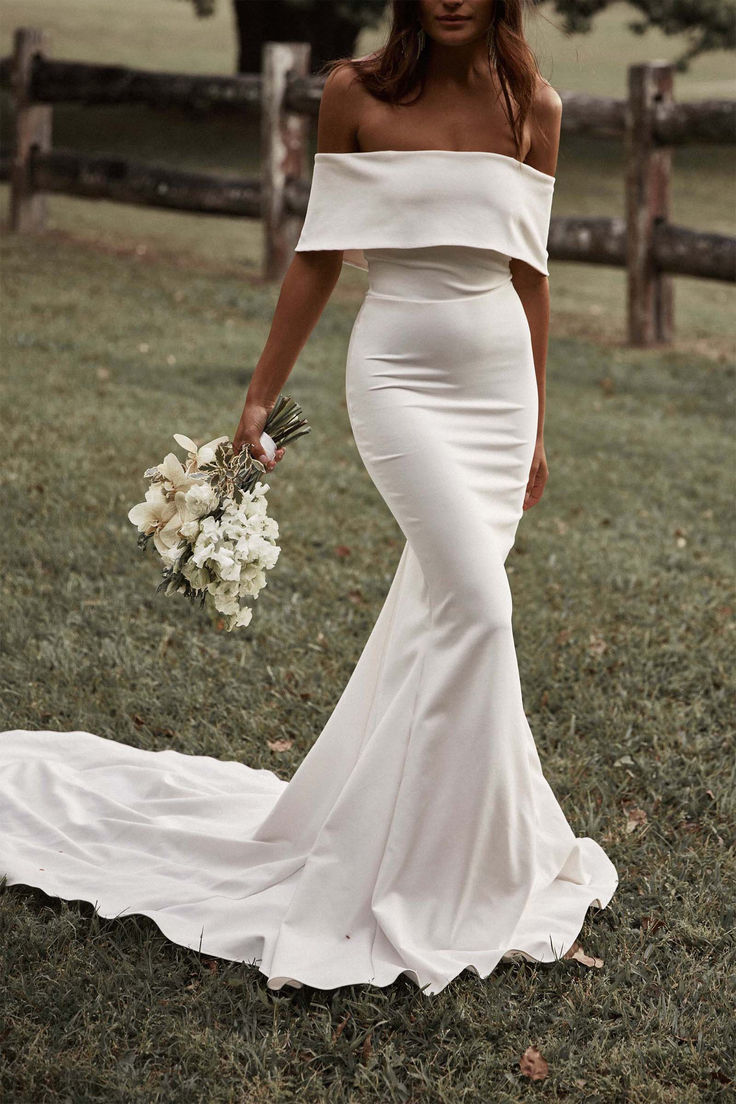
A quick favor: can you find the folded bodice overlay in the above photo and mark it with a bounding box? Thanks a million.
[293,149,555,277]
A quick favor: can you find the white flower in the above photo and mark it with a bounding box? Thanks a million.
[209,544,240,582]
[153,513,185,556]
[234,605,253,628]
[179,519,201,540]
[128,483,183,555]
[157,452,196,495]
[211,581,240,615]
[160,541,186,568]
[175,481,219,523]
[173,433,230,471]
[182,559,210,590]
[191,539,217,569]
[128,483,172,532]
[198,515,220,539]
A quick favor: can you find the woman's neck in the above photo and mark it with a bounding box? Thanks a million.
[423,36,493,88]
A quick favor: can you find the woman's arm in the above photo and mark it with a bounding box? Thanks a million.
[233,62,362,463]
[509,79,562,511]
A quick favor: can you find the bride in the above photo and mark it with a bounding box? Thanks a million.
[0,0,618,996]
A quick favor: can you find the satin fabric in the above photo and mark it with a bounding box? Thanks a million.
[294,149,555,275]
[0,157,619,996]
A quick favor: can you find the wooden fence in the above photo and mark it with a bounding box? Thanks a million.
[2,27,735,346]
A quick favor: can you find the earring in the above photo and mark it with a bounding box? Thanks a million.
[417,22,426,54]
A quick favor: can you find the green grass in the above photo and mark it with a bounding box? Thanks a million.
[1,210,734,1102]
[1,1,735,1099]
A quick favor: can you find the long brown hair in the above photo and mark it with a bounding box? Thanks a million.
[319,0,542,158]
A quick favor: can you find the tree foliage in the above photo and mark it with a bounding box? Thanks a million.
[186,0,386,26]
[182,0,735,69]
[545,0,736,67]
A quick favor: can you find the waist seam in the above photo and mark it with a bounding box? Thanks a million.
[363,278,513,305]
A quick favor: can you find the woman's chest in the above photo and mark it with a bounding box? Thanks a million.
[355,86,528,159]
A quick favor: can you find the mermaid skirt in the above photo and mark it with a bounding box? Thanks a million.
[0,245,618,996]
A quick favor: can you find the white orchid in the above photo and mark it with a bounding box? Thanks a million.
[152,512,185,556]
[172,433,230,472]
[128,483,190,557]
[157,452,196,496]
[128,483,171,529]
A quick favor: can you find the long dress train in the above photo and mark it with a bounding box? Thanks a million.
[0,150,618,996]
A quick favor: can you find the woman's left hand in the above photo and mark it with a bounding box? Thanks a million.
[523,439,549,511]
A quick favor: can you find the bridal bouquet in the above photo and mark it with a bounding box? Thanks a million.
[128,394,310,631]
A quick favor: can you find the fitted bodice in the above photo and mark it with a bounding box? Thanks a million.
[363,245,512,300]
[294,149,555,277]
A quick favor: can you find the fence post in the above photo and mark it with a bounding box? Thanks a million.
[10,27,52,233]
[261,41,311,281]
[625,61,674,346]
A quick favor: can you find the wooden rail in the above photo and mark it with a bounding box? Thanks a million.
[3,49,735,143]
[2,28,735,345]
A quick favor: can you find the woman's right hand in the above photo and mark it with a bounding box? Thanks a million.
[232,400,286,471]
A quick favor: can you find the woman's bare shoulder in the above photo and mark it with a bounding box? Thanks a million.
[525,75,563,176]
[531,75,563,126]
[317,60,367,153]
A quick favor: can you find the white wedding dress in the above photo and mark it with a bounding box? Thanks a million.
[0,150,618,996]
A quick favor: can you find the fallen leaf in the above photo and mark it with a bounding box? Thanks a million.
[519,1045,549,1081]
[626,806,647,832]
[267,738,293,753]
[332,1012,351,1043]
[564,941,604,968]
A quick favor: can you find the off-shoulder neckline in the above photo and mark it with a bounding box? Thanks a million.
[315,148,555,183]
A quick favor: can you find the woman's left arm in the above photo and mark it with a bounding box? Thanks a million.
[510,79,562,511]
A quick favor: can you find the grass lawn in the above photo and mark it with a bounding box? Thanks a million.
[1,2,735,1100]
[1,202,734,1101]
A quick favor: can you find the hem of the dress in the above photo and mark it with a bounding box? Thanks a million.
[1,868,618,999]
[264,880,619,997]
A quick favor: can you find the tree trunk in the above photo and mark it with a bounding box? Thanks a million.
[234,0,359,75]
